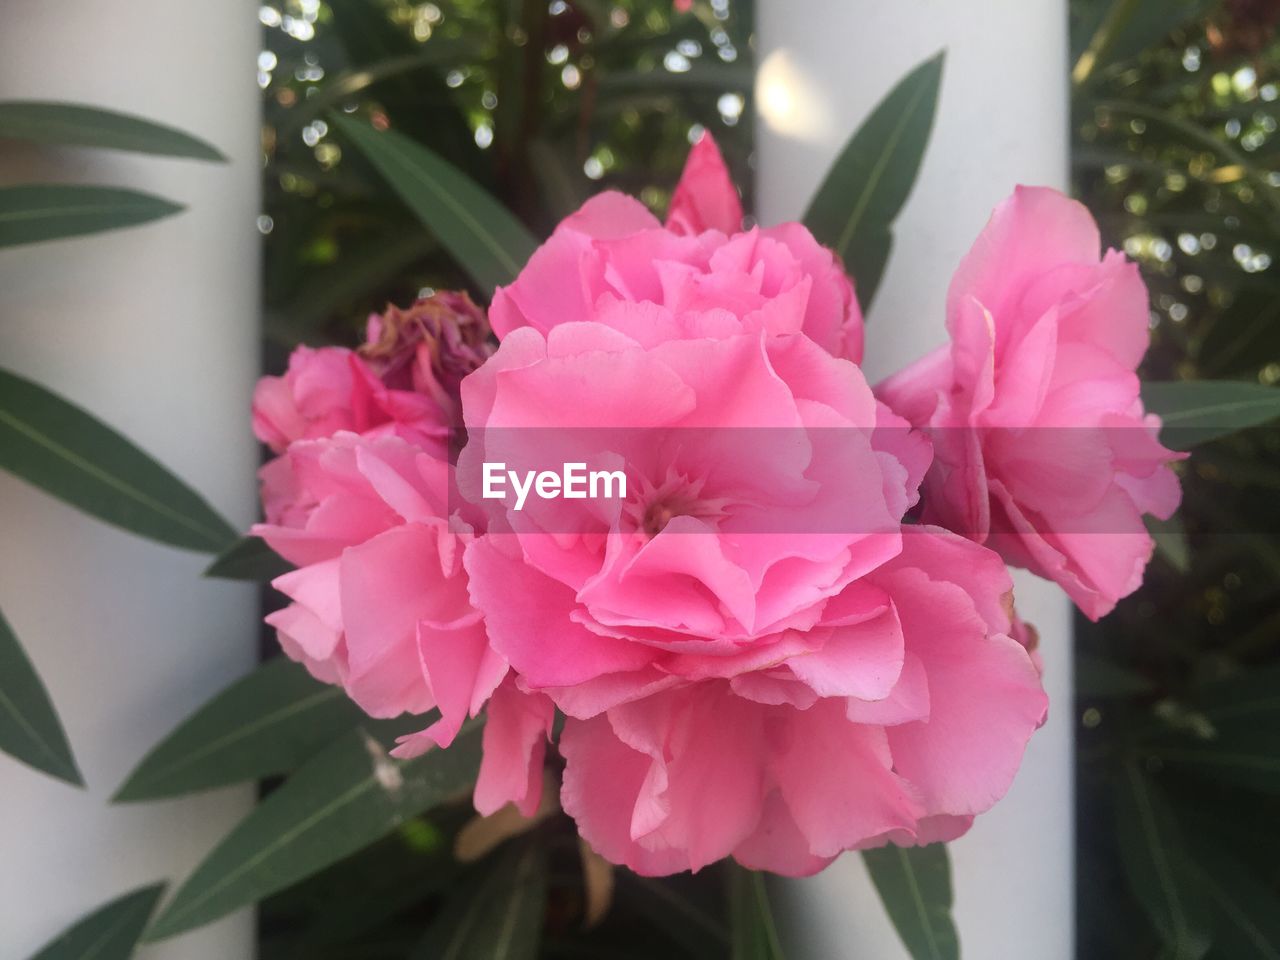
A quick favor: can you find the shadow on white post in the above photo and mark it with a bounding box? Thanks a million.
[0,1,260,957]
[755,2,1074,957]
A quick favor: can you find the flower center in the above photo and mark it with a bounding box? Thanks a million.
[625,469,729,538]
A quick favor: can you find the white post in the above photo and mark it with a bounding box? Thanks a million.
[756,3,1074,958]
[0,2,259,957]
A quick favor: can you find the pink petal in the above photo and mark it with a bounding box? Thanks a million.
[666,132,744,237]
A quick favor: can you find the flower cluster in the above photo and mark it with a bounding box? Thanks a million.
[252,134,1180,876]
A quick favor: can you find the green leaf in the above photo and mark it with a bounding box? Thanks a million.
[0,367,237,553]
[1147,514,1191,574]
[728,864,786,960]
[802,52,944,312]
[113,660,367,802]
[411,839,548,960]
[1191,845,1280,960]
[0,185,183,248]
[0,101,225,161]
[27,883,164,960]
[1072,0,1214,87]
[862,844,959,960]
[204,536,294,582]
[145,721,483,941]
[1142,381,1280,449]
[0,606,81,786]
[329,114,538,294]
[1115,764,1212,960]
[265,229,434,347]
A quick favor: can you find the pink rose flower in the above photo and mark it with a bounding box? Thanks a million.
[253,432,506,754]
[459,321,1045,872]
[877,187,1183,619]
[488,136,864,363]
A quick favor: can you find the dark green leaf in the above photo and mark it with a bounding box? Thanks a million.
[265,229,434,347]
[0,185,183,248]
[862,844,958,960]
[113,660,366,802]
[0,367,237,552]
[1115,764,1212,959]
[204,536,294,582]
[1192,845,1280,960]
[0,606,81,786]
[1072,0,1214,87]
[326,0,483,172]
[803,52,944,312]
[728,864,786,960]
[27,884,164,960]
[596,63,753,93]
[145,722,483,940]
[0,101,225,161]
[329,114,538,295]
[1148,514,1191,574]
[412,839,548,960]
[1142,381,1280,449]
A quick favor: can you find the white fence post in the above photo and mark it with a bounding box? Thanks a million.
[0,1,260,956]
[755,2,1075,957]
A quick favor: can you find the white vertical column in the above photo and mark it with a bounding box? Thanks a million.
[0,2,259,958]
[756,3,1073,958]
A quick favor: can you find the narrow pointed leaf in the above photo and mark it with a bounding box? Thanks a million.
[27,883,164,960]
[113,660,366,802]
[204,536,294,582]
[0,367,237,552]
[0,607,81,786]
[1115,764,1212,959]
[1142,381,1280,449]
[803,52,944,312]
[0,185,183,248]
[728,864,786,960]
[330,114,538,294]
[862,843,958,960]
[1147,514,1190,573]
[145,722,483,941]
[412,840,548,960]
[0,101,225,161]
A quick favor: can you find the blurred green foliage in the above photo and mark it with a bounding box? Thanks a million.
[1073,1,1280,957]
[259,0,752,352]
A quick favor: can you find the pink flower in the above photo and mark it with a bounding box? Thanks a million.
[877,187,1183,619]
[489,137,864,363]
[666,131,743,237]
[251,346,447,460]
[459,322,1045,873]
[253,293,493,525]
[361,290,494,429]
[253,432,507,755]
